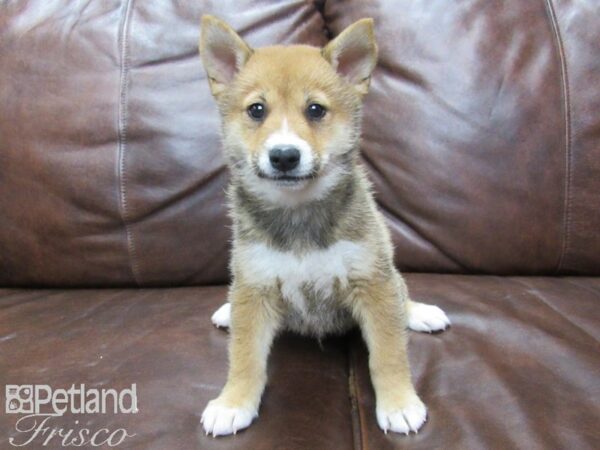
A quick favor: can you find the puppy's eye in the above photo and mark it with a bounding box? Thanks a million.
[306,103,326,121]
[247,103,266,121]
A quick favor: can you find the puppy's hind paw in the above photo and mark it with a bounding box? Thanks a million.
[211,303,231,329]
[408,302,450,333]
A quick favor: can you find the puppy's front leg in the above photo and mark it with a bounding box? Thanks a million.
[352,276,427,435]
[202,284,281,437]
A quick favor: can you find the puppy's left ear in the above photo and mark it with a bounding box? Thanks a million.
[199,15,252,97]
[322,18,378,95]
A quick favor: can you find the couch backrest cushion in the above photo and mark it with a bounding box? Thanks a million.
[1,0,598,286]
[324,0,600,275]
[0,0,326,286]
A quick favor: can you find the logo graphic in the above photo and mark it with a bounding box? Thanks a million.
[4,384,138,447]
[5,385,34,414]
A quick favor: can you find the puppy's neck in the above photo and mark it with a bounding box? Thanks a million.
[232,170,359,252]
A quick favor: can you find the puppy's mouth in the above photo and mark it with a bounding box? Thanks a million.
[255,168,320,188]
[257,172,315,182]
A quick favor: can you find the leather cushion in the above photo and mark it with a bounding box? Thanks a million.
[1,1,599,287]
[0,285,354,449]
[350,274,600,449]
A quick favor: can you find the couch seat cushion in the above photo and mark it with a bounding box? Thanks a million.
[0,286,354,449]
[1,275,599,449]
[351,274,600,449]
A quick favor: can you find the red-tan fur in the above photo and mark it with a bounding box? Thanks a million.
[198,15,450,437]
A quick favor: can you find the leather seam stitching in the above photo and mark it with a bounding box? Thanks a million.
[544,0,572,273]
[117,0,141,285]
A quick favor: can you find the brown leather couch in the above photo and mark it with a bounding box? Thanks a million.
[1,1,599,449]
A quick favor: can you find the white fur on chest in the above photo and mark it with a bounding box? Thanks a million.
[239,240,374,313]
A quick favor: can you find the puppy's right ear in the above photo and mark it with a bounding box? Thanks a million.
[322,18,377,95]
[199,15,252,97]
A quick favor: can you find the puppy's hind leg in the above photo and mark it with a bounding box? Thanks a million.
[406,299,450,333]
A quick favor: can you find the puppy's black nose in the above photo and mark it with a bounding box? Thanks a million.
[269,146,300,172]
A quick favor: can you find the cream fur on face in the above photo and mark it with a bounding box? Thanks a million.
[258,119,315,177]
[243,162,348,208]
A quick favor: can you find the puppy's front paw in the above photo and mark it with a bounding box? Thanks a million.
[376,397,427,435]
[408,302,450,333]
[201,399,257,437]
[211,302,231,329]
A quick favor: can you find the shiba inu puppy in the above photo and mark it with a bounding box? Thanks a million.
[199,15,450,437]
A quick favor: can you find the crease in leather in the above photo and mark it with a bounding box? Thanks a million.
[426,88,505,141]
[126,164,228,226]
[0,290,65,311]
[487,71,507,121]
[544,0,572,274]
[358,128,468,274]
[377,58,429,91]
[509,277,598,343]
[117,0,141,285]
[379,206,466,273]
[377,199,470,273]
[234,1,311,39]
[378,59,504,142]
[286,0,326,41]
[48,297,113,330]
[561,277,600,298]
[133,48,200,70]
[314,0,333,41]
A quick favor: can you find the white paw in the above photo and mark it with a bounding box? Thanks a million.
[408,302,450,333]
[211,303,231,328]
[376,401,427,435]
[201,400,257,437]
